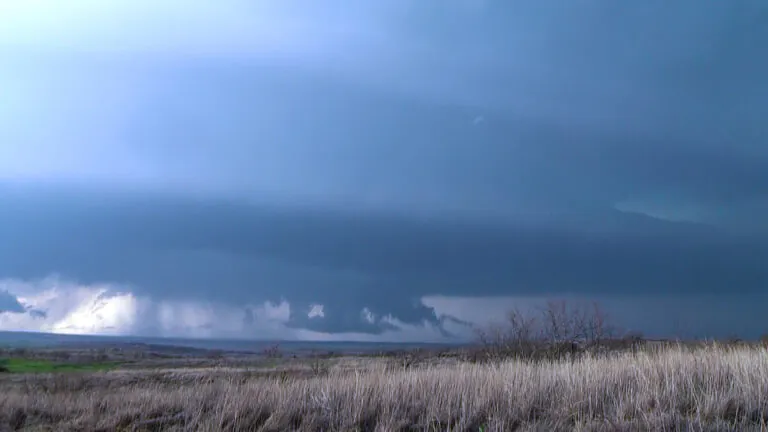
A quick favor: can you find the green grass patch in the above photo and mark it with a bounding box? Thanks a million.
[0,357,120,374]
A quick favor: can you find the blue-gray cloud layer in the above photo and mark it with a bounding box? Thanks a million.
[1,1,767,336]
[0,291,24,313]
[2,181,766,334]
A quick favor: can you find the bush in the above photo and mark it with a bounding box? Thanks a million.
[473,300,625,363]
[760,334,768,347]
[263,343,282,359]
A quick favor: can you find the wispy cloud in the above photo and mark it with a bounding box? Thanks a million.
[0,276,459,342]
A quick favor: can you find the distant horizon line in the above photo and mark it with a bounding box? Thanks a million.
[0,329,468,347]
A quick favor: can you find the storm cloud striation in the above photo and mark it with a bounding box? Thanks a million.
[0,1,766,339]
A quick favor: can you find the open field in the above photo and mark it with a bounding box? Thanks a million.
[0,357,119,374]
[1,343,768,431]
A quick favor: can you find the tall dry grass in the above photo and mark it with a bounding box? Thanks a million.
[1,344,767,431]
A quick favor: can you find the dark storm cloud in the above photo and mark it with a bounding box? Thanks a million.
[3,1,767,228]
[105,57,768,229]
[327,1,768,150]
[2,1,767,336]
[2,182,767,333]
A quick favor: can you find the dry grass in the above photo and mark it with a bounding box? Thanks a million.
[2,344,768,431]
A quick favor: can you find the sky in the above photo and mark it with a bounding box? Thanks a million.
[1,0,767,341]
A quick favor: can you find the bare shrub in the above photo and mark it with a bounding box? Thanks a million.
[537,300,616,347]
[390,348,432,370]
[474,300,623,363]
[760,334,768,348]
[263,343,283,359]
[474,307,541,362]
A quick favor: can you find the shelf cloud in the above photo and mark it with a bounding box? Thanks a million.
[1,1,766,340]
